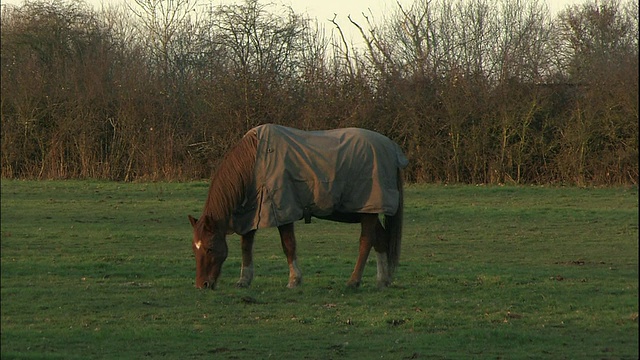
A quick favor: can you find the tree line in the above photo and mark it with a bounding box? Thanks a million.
[1,0,637,184]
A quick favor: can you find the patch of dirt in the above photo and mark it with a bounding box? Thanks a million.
[387,319,407,326]
[240,296,260,304]
[554,260,607,266]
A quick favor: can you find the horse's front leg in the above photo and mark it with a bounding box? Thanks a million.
[347,214,377,288]
[236,231,256,287]
[278,223,302,288]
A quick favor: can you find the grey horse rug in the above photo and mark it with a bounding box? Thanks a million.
[231,124,409,234]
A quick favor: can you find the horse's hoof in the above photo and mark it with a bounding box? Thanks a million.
[346,280,361,288]
[287,278,302,288]
[235,281,251,288]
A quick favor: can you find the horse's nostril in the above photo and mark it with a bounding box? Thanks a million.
[202,281,209,289]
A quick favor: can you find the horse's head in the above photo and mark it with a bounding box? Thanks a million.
[188,215,228,289]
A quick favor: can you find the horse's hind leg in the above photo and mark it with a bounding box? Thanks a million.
[373,219,391,288]
[347,214,376,288]
[236,231,256,287]
[278,223,302,288]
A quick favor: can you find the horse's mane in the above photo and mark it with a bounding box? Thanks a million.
[203,131,258,221]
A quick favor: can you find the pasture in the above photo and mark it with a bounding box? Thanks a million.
[1,180,638,359]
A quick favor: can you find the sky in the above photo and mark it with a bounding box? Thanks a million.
[1,0,590,44]
[275,0,588,43]
[0,0,591,18]
[280,0,587,23]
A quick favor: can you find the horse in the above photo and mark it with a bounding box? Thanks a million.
[188,124,408,290]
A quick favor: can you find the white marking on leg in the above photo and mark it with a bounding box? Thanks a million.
[376,252,390,287]
[236,262,253,287]
[195,241,202,250]
[291,259,302,279]
[240,262,254,283]
[287,259,302,288]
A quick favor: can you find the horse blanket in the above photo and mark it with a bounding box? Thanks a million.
[231,124,409,234]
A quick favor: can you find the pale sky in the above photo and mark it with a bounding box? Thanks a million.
[0,0,590,18]
[1,0,589,45]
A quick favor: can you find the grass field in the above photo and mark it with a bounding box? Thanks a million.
[1,180,638,359]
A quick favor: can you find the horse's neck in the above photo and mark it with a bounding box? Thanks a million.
[203,174,246,221]
[203,135,256,222]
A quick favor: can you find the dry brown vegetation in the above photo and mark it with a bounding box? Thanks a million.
[1,0,637,184]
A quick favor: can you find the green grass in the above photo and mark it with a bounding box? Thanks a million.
[1,180,638,359]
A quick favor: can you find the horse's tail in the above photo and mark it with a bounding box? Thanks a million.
[384,169,404,277]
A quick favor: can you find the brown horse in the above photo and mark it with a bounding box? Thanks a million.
[188,124,408,289]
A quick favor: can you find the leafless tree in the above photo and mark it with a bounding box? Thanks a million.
[1,0,636,184]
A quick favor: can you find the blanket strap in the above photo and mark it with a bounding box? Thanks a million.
[303,206,312,224]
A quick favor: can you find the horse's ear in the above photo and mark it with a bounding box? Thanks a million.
[202,216,215,232]
[188,215,198,227]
